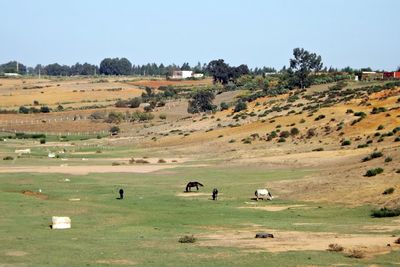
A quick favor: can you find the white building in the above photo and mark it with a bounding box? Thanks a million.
[193,73,204,78]
[170,70,193,79]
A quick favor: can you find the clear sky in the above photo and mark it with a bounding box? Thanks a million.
[1,0,399,70]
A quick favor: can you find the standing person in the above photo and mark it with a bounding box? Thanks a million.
[119,188,124,199]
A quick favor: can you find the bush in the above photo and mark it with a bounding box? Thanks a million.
[346,249,365,259]
[365,167,384,177]
[385,157,392,163]
[110,126,120,134]
[327,243,344,252]
[129,97,141,108]
[377,125,384,130]
[158,159,166,163]
[178,235,196,243]
[89,111,106,120]
[314,114,326,121]
[312,147,324,151]
[371,207,400,218]
[3,156,14,160]
[220,102,229,111]
[278,137,286,143]
[159,114,167,120]
[40,106,51,113]
[354,111,366,118]
[279,131,290,138]
[395,137,400,142]
[234,100,247,113]
[362,151,383,161]
[290,127,300,136]
[383,187,395,195]
[19,106,30,114]
[40,139,46,144]
[341,140,351,146]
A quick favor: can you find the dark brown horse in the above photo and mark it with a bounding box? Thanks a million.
[185,181,203,192]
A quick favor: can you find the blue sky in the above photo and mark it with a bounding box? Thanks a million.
[1,0,399,70]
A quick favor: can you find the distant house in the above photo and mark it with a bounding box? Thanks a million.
[383,71,400,80]
[192,73,204,78]
[170,70,193,80]
[360,71,383,81]
[169,71,204,80]
[3,73,20,77]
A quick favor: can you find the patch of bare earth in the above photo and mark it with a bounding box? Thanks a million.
[95,259,136,265]
[238,204,307,212]
[176,192,211,197]
[0,164,205,175]
[4,250,28,257]
[197,228,399,257]
[21,190,48,200]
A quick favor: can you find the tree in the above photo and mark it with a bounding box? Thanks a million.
[187,90,215,113]
[206,59,230,84]
[181,62,191,71]
[289,48,323,89]
[99,58,132,75]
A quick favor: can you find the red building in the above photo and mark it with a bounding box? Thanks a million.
[383,71,400,79]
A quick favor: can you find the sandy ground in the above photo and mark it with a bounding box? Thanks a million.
[0,164,204,175]
[197,228,400,255]
[238,204,308,212]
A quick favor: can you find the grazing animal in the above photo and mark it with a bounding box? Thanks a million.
[255,232,274,238]
[119,188,124,199]
[255,189,272,201]
[212,188,218,200]
[185,181,203,192]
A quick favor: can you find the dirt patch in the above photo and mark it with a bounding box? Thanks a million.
[5,250,28,257]
[0,164,205,175]
[362,225,400,233]
[176,192,211,197]
[238,204,306,212]
[197,228,399,256]
[95,259,136,265]
[21,190,48,200]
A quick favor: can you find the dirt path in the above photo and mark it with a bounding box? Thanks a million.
[0,164,205,175]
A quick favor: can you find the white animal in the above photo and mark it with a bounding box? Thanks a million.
[255,189,273,201]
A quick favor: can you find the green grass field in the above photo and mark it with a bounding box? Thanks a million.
[1,165,400,266]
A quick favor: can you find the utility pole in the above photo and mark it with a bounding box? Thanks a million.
[16,61,19,73]
[38,66,41,79]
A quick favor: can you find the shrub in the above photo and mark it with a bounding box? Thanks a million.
[385,157,392,163]
[40,106,51,113]
[228,139,235,143]
[371,107,386,114]
[383,187,395,195]
[135,159,149,164]
[234,100,247,113]
[341,140,351,146]
[314,114,326,121]
[110,126,120,134]
[279,131,290,138]
[178,235,196,243]
[158,159,166,163]
[363,151,383,161]
[346,109,354,114]
[312,147,324,151]
[354,111,366,118]
[278,137,286,143]
[299,118,306,123]
[40,139,46,144]
[290,127,300,136]
[129,97,141,108]
[371,207,400,218]
[89,111,106,120]
[395,137,400,142]
[365,167,384,177]
[159,114,167,120]
[220,102,229,111]
[377,125,384,130]
[3,156,14,160]
[346,249,365,259]
[327,243,344,252]
[395,238,400,244]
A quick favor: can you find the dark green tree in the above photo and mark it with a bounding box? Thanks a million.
[289,48,323,89]
[187,90,215,113]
